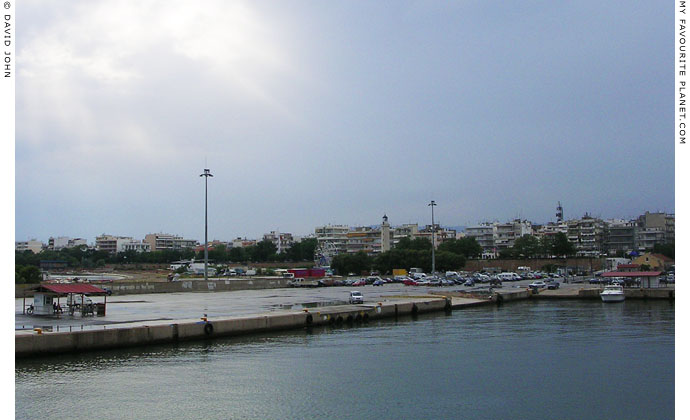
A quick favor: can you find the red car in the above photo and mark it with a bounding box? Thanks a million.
[403,278,418,286]
[352,279,366,287]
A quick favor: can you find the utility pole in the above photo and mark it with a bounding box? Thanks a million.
[200,168,213,282]
[429,200,437,275]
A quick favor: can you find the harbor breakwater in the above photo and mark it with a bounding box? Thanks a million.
[16,287,674,358]
[16,297,453,358]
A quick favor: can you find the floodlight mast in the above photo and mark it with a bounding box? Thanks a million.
[200,168,213,281]
[429,200,437,275]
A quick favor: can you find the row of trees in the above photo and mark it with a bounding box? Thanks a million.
[498,233,575,259]
[330,237,482,275]
[14,238,319,271]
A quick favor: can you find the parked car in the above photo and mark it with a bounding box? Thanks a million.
[373,279,385,286]
[352,279,366,287]
[403,278,418,286]
[529,281,546,288]
[547,282,560,290]
[427,278,442,287]
[441,279,455,286]
[463,279,475,287]
[349,291,364,304]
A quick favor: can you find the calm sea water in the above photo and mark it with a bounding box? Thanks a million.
[16,300,674,420]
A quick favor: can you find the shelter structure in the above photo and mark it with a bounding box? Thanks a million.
[601,271,664,288]
[23,284,108,316]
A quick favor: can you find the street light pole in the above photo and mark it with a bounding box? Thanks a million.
[200,168,213,282]
[429,200,437,275]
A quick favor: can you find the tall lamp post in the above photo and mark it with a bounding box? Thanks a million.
[429,200,437,275]
[200,168,213,282]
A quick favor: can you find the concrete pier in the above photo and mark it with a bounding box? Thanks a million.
[15,296,453,358]
[15,285,673,357]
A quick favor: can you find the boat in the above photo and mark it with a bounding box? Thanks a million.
[600,285,625,302]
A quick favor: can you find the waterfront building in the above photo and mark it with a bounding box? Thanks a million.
[604,219,637,255]
[263,231,294,253]
[47,236,69,250]
[631,253,674,271]
[465,224,496,258]
[48,236,88,250]
[392,223,419,247]
[636,211,674,243]
[415,224,457,248]
[466,219,531,257]
[144,233,198,252]
[231,238,257,248]
[121,240,152,253]
[494,220,532,252]
[15,239,44,254]
[566,214,605,257]
[95,235,134,254]
[345,226,382,255]
[315,224,350,255]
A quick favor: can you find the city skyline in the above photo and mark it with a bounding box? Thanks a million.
[15,1,674,244]
[17,208,674,244]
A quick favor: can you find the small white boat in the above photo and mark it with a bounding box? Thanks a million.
[600,285,625,302]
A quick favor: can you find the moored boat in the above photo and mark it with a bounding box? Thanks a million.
[600,285,625,302]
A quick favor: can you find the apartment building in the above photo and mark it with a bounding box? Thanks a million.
[263,231,294,253]
[15,239,44,254]
[121,240,152,253]
[315,224,350,255]
[95,235,134,254]
[345,226,382,255]
[231,238,257,248]
[48,236,87,250]
[634,212,674,251]
[566,214,605,257]
[465,224,495,257]
[144,233,198,252]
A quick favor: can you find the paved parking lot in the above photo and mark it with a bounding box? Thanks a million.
[15,278,586,331]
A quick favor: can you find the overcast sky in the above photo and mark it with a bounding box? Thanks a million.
[15,0,674,243]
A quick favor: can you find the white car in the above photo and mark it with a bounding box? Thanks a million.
[349,291,364,304]
[529,281,546,288]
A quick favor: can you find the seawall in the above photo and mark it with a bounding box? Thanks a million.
[16,297,453,358]
[16,277,292,298]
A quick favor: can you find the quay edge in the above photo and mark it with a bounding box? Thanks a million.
[15,297,453,358]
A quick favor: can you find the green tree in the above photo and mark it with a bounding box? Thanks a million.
[17,265,42,284]
[228,246,247,262]
[550,232,575,257]
[332,251,372,275]
[438,237,482,258]
[511,235,542,258]
[652,242,674,259]
[396,236,432,251]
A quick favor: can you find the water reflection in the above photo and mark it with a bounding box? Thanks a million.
[16,301,674,420]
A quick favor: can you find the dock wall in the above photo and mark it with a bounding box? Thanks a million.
[16,278,291,298]
[16,298,451,358]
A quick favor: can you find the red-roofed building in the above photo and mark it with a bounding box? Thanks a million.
[616,264,641,272]
[632,253,674,271]
[601,271,664,288]
[24,284,108,316]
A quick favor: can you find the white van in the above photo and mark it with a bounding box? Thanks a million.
[498,272,521,282]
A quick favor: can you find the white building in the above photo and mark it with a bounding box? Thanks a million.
[263,231,294,253]
[315,224,350,255]
[121,240,152,253]
[16,239,43,254]
[144,233,198,251]
[95,235,134,254]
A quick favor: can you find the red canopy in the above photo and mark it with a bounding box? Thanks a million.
[601,271,662,277]
[32,284,108,295]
